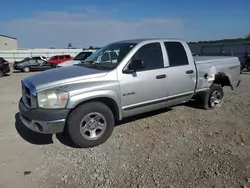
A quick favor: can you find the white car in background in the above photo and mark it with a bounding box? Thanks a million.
[58,49,119,67]
[57,50,97,67]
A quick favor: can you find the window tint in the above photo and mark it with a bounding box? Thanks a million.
[59,56,64,60]
[32,57,40,60]
[131,42,164,70]
[29,59,39,65]
[65,55,71,59]
[50,56,58,60]
[73,52,92,60]
[101,53,110,61]
[164,42,189,67]
[110,52,118,60]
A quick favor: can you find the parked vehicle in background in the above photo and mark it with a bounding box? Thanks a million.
[13,58,53,72]
[14,56,47,64]
[19,38,241,148]
[58,50,97,67]
[47,55,72,65]
[0,57,10,77]
[240,53,250,70]
[58,50,119,67]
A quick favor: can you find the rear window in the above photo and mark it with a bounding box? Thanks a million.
[164,42,189,67]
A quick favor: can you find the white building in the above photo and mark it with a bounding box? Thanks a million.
[0,34,18,50]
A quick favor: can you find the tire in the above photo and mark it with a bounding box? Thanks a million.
[0,70,4,77]
[23,67,30,72]
[247,64,250,71]
[200,83,224,110]
[67,102,115,148]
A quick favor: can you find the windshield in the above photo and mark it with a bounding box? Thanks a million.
[78,42,137,70]
[73,52,93,61]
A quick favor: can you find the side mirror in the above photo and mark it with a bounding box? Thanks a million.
[123,59,144,74]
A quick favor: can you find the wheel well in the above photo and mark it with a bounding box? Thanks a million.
[74,97,120,121]
[213,72,231,88]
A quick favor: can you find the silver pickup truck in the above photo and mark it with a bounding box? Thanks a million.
[19,38,241,148]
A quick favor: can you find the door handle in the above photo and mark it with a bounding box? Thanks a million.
[156,74,166,79]
[186,70,194,74]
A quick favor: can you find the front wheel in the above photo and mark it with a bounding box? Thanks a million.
[67,102,115,148]
[200,83,224,110]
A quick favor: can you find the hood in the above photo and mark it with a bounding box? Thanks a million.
[58,60,80,67]
[23,65,108,91]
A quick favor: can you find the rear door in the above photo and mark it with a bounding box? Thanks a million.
[163,41,196,106]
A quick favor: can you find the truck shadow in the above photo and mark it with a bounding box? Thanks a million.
[56,108,173,148]
[15,108,173,148]
[15,113,54,145]
[116,107,173,126]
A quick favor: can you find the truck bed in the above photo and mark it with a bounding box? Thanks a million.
[194,56,239,64]
[194,56,241,91]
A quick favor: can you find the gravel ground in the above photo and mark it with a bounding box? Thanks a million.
[0,70,250,188]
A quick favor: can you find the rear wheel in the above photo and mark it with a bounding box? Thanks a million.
[247,64,250,71]
[67,102,115,148]
[200,83,224,110]
[23,67,30,72]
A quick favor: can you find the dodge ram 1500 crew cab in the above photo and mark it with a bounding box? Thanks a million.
[19,38,241,148]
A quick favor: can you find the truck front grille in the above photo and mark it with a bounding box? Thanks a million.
[22,81,36,109]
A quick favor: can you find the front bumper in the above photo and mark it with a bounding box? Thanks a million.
[19,99,70,134]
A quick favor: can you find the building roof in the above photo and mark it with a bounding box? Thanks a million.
[0,34,17,40]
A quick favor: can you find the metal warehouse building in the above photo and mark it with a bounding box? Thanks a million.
[0,34,18,50]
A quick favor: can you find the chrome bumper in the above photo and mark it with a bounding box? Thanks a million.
[19,113,65,134]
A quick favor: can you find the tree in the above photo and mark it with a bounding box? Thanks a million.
[246,33,250,40]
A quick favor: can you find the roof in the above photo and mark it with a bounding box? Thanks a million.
[0,34,17,40]
[112,38,184,44]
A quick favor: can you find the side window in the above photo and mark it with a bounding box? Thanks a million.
[51,56,58,60]
[29,59,38,65]
[164,42,189,67]
[65,55,71,59]
[37,60,44,64]
[131,42,164,70]
[32,57,40,60]
[59,56,64,60]
[101,53,110,61]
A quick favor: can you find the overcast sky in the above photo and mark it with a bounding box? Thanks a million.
[1,0,250,48]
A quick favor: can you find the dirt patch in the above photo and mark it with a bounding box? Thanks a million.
[0,71,250,188]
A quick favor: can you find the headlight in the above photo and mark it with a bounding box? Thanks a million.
[37,90,69,109]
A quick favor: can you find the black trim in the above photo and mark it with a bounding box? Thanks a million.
[123,93,192,111]
[19,99,70,121]
[186,70,194,74]
[156,74,166,79]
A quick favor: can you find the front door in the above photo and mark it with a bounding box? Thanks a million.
[118,42,168,117]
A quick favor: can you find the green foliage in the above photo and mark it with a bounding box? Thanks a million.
[189,33,250,44]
